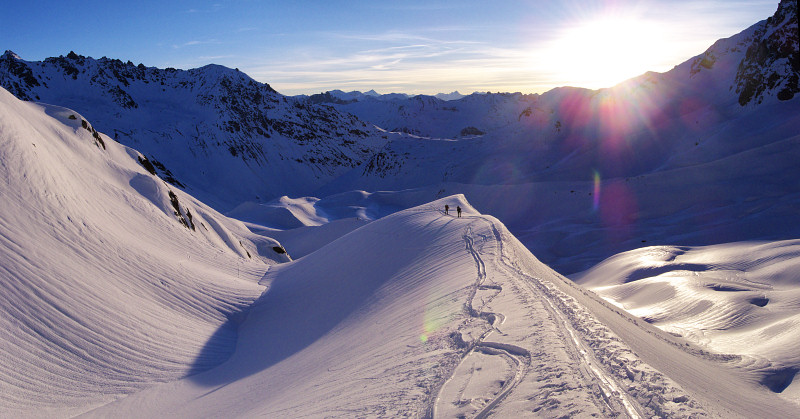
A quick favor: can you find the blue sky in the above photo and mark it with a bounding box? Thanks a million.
[3,0,779,95]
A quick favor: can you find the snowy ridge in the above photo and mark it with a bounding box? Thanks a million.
[0,86,288,417]
[84,196,486,417]
[1,1,799,417]
[81,196,799,417]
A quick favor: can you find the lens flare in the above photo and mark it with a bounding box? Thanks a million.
[419,298,446,344]
[593,170,601,211]
[598,179,638,245]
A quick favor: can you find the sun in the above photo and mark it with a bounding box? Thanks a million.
[539,14,668,89]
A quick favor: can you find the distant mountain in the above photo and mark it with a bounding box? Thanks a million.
[304,89,412,104]
[306,2,798,142]
[0,51,388,210]
[434,91,465,101]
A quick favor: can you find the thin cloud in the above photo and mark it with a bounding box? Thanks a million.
[172,39,220,49]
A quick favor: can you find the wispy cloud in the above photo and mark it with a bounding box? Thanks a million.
[243,33,546,95]
[172,39,220,49]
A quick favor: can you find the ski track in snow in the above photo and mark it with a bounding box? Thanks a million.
[486,217,645,418]
[431,223,530,418]
[433,213,709,417]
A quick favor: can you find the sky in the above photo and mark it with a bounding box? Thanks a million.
[2,0,780,96]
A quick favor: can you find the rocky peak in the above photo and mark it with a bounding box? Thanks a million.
[0,50,40,101]
[735,0,799,105]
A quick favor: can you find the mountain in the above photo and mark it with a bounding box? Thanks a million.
[312,2,797,141]
[314,0,800,273]
[304,89,468,104]
[0,51,388,210]
[304,90,535,139]
[3,84,799,415]
[435,90,466,101]
[734,0,799,105]
[0,86,291,416]
[1,3,794,276]
[304,89,412,104]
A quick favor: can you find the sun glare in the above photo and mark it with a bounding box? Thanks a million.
[539,14,667,89]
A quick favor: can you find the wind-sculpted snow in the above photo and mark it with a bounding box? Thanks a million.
[0,87,288,416]
[575,240,800,400]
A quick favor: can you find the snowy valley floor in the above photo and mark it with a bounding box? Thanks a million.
[82,197,799,418]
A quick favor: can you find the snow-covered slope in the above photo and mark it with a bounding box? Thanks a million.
[574,240,800,400]
[0,51,388,210]
[0,86,289,417]
[82,196,799,417]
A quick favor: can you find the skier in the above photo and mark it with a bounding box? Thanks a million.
[457,206,462,218]
[445,204,449,215]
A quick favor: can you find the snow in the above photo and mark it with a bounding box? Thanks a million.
[84,196,483,417]
[573,240,800,399]
[80,196,800,418]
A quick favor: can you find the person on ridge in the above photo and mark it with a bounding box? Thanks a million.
[444,204,449,215]
[457,206,462,218]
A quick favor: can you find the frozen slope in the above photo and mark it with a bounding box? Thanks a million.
[84,196,798,417]
[0,86,288,417]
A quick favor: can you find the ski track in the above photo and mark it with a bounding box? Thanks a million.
[483,216,645,418]
[461,225,531,419]
[431,222,530,418]
[489,217,712,418]
[433,211,707,417]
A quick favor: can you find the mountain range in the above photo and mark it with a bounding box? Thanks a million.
[0,50,388,210]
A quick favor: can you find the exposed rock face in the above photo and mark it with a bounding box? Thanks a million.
[735,0,799,105]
